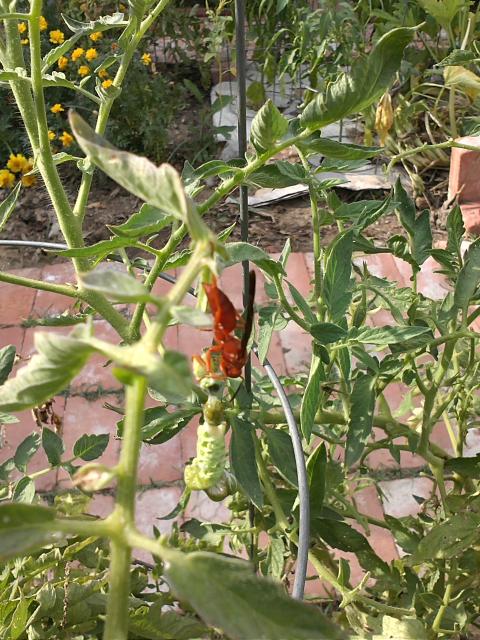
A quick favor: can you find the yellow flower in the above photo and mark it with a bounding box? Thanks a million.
[18,22,27,34]
[59,131,73,147]
[21,174,37,188]
[98,69,109,79]
[57,55,69,71]
[21,158,34,174]
[78,65,90,77]
[50,103,64,114]
[85,48,97,62]
[49,30,65,44]
[39,16,48,32]
[102,79,113,89]
[21,38,29,46]
[141,53,152,66]
[7,153,28,174]
[48,130,56,141]
[71,47,85,62]
[89,31,103,42]
[0,170,15,189]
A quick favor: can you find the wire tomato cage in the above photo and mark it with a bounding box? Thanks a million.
[0,0,310,600]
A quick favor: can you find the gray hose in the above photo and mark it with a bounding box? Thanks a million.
[0,238,310,598]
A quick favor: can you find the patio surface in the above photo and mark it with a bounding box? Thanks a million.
[0,251,476,589]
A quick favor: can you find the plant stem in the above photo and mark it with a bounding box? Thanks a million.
[103,375,147,640]
[0,270,78,298]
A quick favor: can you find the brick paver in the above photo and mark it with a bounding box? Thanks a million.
[0,252,471,592]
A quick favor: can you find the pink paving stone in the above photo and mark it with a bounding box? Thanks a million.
[137,435,184,484]
[56,397,121,489]
[391,256,413,287]
[417,256,451,300]
[134,486,183,562]
[378,477,434,518]
[0,268,39,325]
[449,136,480,233]
[87,493,115,519]
[283,252,311,298]
[184,490,230,523]
[34,262,77,318]
[0,326,25,353]
[278,320,311,374]
[218,263,245,310]
[353,252,400,281]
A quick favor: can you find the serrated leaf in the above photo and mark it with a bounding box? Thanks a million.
[12,476,35,503]
[438,49,476,67]
[323,230,353,321]
[73,433,109,461]
[42,427,65,466]
[349,325,432,346]
[129,605,207,640]
[170,306,211,328]
[0,181,21,232]
[163,550,344,640]
[454,238,480,315]
[55,236,132,260]
[118,406,198,444]
[446,205,464,256]
[230,417,263,508]
[221,242,282,277]
[257,305,287,364]
[345,373,376,467]
[373,616,428,640]
[70,112,193,225]
[298,135,381,160]
[307,443,327,518]
[0,503,59,561]
[14,432,41,472]
[9,597,29,640]
[265,429,297,487]
[309,322,347,344]
[0,344,16,385]
[408,512,480,564]
[300,355,323,440]
[300,27,415,129]
[287,282,316,323]
[0,326,92,412]
[80,268,152,302]
[108,203,173,238]
[250,100,288,153]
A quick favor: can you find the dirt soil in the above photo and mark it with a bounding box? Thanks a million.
[0,173,450,270]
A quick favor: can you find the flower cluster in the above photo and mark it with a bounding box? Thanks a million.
[0,154,35,189]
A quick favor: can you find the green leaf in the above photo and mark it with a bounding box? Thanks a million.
[247,163,304,189]
[394,178,416,235]
[300,27,415,129]
[230,417,263,509]
[310,322,347,344]
[163,550,344,640]
[0,344,16,385]
[73,433,109,461]
[12,476,35,503]
[265,429,297,487]
[349,325,432,347]
[264,537,285,579]
[418,0,466,29]
[80,268,153,303]
[374,616,428,640]
[287,282,316,323]
[0,326,92,412]
[300,355,323,441]
[62,11,126,33]
[438,49,476,67]
[14,432,41,472]
[0,181,21,233]
[345,373,376,467]
[222,242,282,277]
[257,305,287,364]
[454,238,480,315]
[170,306,211,328]
[446,205,464,256]
[0,503,60,561]
[108,203,173,238]
[55,236,132,259]
[250,100,289,153]
[70,112,192,224]
[118,406,198,444]
[9,597,30,640]
[129,605,207,640]
[307,443,327,518]
[408,512,480,564]
[323,230,353,321]
[298,135,381,160]
[445,455,480,478]
[394,180,432,266]
[42,427,65,466]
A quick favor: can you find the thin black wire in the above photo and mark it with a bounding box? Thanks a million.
[0,238,310,598]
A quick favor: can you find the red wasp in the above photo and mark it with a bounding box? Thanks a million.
[193,271,256,379]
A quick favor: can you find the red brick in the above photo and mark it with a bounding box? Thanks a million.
[0,326,25,353]
[0,268,39,325]
[34,263,77,318]
[458,202,480,235]
[218,264,244,309]
[88,493,115,519]
[179,415,201,462]
[449,136,480,203]
[184,490,230,523]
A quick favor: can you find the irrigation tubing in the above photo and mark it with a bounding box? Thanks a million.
[0,238,310,597]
